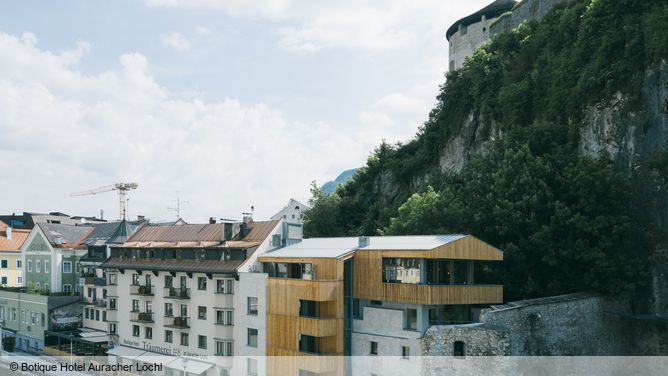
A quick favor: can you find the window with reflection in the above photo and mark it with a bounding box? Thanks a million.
[382,258,421,284]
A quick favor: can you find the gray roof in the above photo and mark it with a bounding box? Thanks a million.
[38,223,93,246]
[263,234,468,259]
[83,220,143,246]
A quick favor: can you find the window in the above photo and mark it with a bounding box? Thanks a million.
[180,332,189,346]
[165,303,173,316]
[36,260,41,272]
[41,313,45,326]
[44,260,49,273]
[402,346,410,359]
[108,274,117,286]
[215,340,233,356]
[198,335,207,349]
[406,309,417,330]
[299,335,318,354]
[27,260,32,272]
[370,341,378,355]
[197,277,207,290]
[164,275,173,288]
[109,324,117,334]
[145,274,152,286]
[85,308,89,319]
[181,304,188,317]
[132,274,140,285]
[216,279,233,294]
[299,300,318,318]
[132,325,140,337]
[353,299,362,319]
[247,358,258,376]
[17,276,23,284]
[0,277,6,285]
[63,261,72,273]
[132,300,139,312]
[216,310,233,325]
[145,327,153,339]
[16,260,22,269]
[382,258,421,284]
[109,298,116,310]
[165,330,173,343]
[63,284,72,293]
[1,260,7,268]
[247,328,258,347]
[370,300,382,306]
[198,306,207,320]
[95,310,100,321]
[247,297,258,315]
[103,311,107,322]
[454,341,465,357]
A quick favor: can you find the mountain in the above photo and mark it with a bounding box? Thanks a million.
[303,0,668,308]
[320,168,360,195]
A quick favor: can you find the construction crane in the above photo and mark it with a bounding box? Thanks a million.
[70,182,138,220]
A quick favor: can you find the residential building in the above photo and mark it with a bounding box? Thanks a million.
[0,221,30,286]
[101,217,302,376]
[21,223,93,293]
[80,220,143,334]
[258,235,503,376]
[271,199,309,224]
[0,288,81,352]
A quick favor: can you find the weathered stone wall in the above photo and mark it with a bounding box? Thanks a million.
[490,0,574,36]
[421,294,667,357]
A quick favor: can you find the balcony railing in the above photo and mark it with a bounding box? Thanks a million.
[164,287,190,299]
[130,284,154,296]
[94,277,107,287]
[130,311,154,323]
[95,299,107,308]
[164,316,190,329]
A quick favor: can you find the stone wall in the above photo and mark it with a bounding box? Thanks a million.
[490,0,573,36]
[421,293,668,357]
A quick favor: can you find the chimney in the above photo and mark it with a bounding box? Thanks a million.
[242,212,253,224]
[358,236,369,248]
[209,217,216,224]
[5,227,12,240]
[137,215,146,222]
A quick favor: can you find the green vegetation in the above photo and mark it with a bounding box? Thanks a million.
[305,0,668,300]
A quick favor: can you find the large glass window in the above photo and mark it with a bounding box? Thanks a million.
[406,308,417,330]
[382,258,421,284]
[453,261,469,285]
[428,305,472,325]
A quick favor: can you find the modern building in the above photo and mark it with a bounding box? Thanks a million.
[0,288,81,352]
[0,221,30,287]
[100,217,302,376]
[0,212,106,230]
[271,199,309,224]
[259,235,503,376]
[21,223,94,293]
[446,0,517,70]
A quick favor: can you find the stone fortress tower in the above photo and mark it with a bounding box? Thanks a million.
[447,0,572,71]
[446,0,517,71]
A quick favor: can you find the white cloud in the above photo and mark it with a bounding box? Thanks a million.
[144,0,493,52]
[0,31,381,222]
[160,32,192,52]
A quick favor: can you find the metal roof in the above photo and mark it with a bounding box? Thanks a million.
[262,234,468,259]
[100,258,244,273]
[127,223,222,243]
[446,0,517,40]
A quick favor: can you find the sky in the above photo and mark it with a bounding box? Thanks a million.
[0,0,492,223]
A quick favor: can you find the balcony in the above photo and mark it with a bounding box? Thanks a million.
[95,299,107,308]
[164,316,190,329]
[130,284,154,296]
[130,311,154,323]
[94,277,107,287]
[164,287,190,299]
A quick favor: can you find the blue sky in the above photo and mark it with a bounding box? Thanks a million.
[0,0,491,222]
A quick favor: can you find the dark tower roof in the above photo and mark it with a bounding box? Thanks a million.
[446,0,517,41]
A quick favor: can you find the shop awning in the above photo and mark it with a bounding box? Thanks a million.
[165,358,214,375]
[107,345,146,359]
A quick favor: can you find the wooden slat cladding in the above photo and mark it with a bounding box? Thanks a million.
[267,315,342,350]
[267,279,343,315]
[267,354,345,376]
[353,237,503,304]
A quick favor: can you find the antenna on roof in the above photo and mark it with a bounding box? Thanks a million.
[168,192,189,219]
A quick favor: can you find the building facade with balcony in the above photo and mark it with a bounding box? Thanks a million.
[259,235,503,376]
[100,218,302,376]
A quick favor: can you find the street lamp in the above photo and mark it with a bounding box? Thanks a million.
[0,318,5,354]
[68,333,74,364]
[180,356,188,376]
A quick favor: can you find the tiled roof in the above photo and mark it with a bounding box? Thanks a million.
[100,258,244,274]
[37,223,94,249]
[0,221,31,251]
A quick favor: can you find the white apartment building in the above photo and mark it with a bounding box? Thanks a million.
[101,218,302,376]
